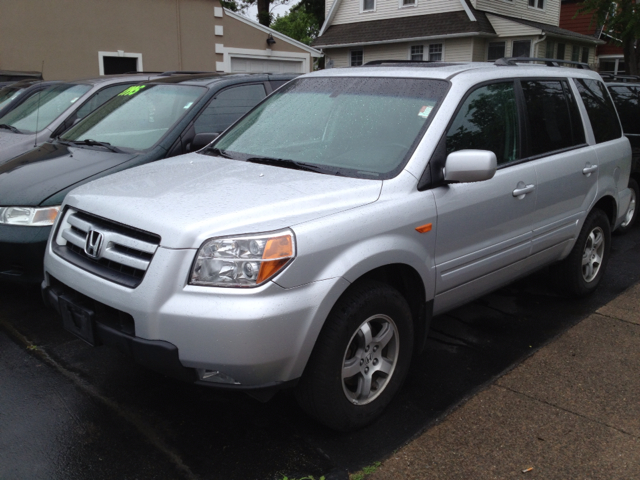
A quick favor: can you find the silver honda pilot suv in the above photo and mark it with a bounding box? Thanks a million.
[42,60,633,431]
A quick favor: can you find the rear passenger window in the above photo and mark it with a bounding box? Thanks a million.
[521,80,584,156]
[608,85,640,135]
[575,78,622,143]
[194,84,266,135]
[447,82,519,165]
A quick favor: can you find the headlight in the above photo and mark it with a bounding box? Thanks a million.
[190,229,296,287]
[0,206,60,226]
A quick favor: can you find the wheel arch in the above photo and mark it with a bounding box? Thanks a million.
[346,263,432,355]
[592,194,618,228]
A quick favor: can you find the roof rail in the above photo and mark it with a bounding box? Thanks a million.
[157,71,217,76]
[494,57,592,70]
[363,60,463,67]
[601,73,640,83]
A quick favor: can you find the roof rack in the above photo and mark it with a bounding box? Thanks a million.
[600,73,640,83]
[157,71,217,76]
[494,57,592,70]
[363,60,462,67]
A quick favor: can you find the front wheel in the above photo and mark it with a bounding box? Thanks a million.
[614,178,638,235]
[555,208,611,297]
[295,280,414,431]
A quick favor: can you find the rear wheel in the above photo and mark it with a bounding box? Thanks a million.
[555,208,611,297]
[295,280,413,431]
[615,178,638,235]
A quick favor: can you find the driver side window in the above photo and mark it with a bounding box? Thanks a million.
[446,82,519,165]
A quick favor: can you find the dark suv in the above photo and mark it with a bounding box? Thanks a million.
[604,75,640,232]
[0,73,296,283]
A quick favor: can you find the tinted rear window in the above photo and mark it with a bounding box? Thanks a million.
[575,79,622,143]
[608,85,640,135]
[521,80,585,156]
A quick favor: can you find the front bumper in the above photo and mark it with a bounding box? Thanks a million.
[0,224,51,283]
[43,241,349,388]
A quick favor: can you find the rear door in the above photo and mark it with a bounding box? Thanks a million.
[520,78,598,255]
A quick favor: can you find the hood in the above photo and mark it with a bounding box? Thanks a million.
[0,142,139,206]
[66,153,383,249]
[0,130,38,164]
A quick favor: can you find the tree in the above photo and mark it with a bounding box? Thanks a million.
[270,4,320,45]
[578,0,640,75]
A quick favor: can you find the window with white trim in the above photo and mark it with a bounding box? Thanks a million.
[571,45,580,62]
[351,50,363,66]
[512,40,531,58]
[528,0,544,9]
[487,42,505,61]
[429,44,443,62]
[410,45,424,61]
[362,0,375,11]
[401,0,416,6]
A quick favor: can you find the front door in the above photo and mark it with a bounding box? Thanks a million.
[433,81,537,313]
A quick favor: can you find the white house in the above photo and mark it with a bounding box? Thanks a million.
[312,0,602,68]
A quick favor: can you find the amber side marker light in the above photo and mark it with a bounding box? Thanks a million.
[415,223,433,233]
[257,235,294,283]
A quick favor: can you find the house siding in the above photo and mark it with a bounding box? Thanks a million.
[332,0,463,26]
[473,0,560,27]
[487,14,542,37]
[324,37,476,67]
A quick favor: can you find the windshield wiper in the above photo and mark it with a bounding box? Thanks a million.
[245,156,333,175]
[0,124,21,134]
[206,147,232,158]
[66,138,123,153]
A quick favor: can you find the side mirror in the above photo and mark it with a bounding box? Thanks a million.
[444,150,497,183]
[191,132,219,151]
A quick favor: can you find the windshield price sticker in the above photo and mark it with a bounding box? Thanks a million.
[418,105,433,118]
[119,85,147,96]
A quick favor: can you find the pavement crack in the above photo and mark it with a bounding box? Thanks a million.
[495,384,640,440]
[593,311,640,327]
[0,318,200,480]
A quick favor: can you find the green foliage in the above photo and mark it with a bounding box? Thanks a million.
[271,4,320,45]
[220,0,239,11]
[349,461,382,480]
[577,0,640,74]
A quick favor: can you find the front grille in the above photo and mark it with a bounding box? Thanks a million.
[53,208,161,288]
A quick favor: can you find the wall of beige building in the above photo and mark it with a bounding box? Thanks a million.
[0,0,224,80]
[0,0,314,80]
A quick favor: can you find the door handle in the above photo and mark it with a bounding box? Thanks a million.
[583,164,598,175]
[512,184,535,198]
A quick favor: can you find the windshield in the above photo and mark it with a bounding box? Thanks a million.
[0,86,24,110]
[61,84,205,151]
[0,83,91,133]
[208,77,448,179]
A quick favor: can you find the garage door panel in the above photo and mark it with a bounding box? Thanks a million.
[230,57,303,74]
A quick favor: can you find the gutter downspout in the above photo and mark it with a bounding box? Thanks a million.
[532,33,546,58]
[176,0,183,70]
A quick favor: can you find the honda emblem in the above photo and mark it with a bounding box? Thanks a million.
[84,229,104,259]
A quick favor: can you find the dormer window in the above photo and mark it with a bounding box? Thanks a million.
[528,0,544,9]
[362,0,375,12]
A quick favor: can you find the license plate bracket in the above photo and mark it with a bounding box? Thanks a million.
[59,295,97,346]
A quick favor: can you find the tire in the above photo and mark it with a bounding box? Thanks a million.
[614,178,638,235]
[555,208,611,297]
[295,280,414,431]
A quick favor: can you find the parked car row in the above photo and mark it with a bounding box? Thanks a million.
[23,58,631,431]
[0,72,296,282]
